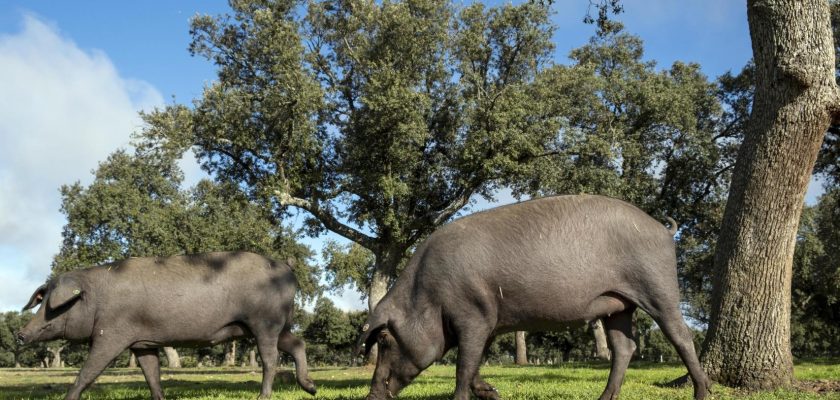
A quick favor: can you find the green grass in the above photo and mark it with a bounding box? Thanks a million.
[0,361,837,399]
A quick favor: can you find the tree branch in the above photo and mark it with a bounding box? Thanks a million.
[274,190,377,249]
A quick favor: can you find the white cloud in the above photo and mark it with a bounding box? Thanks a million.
[0,14,164,311]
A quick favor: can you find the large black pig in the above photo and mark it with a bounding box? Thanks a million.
[17,251,316,400]
[357,195,710,400]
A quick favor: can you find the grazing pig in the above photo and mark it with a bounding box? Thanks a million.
[356,195,711,400]
[17,251,317,400]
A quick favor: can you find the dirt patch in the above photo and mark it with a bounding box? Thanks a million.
[795,379,840,394]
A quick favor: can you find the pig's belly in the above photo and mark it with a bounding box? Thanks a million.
[492,283,631,332]
[130,322,252,349]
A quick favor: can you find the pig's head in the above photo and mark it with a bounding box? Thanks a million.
[17,273,93,344]
[356,306,445,399]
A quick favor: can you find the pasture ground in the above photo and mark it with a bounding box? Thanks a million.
[0,361,838,399]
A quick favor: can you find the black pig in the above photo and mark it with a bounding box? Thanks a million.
[18,251,316,400]
[357,195,710,400]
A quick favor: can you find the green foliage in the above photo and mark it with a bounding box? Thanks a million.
[527,328,594,363]
[301,298,367,365]
[321,241,374,296]
[0,311,43,367]
[791,191,840,357]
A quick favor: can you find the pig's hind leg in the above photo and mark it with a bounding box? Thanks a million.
[251,324,282,400]
[278,329,317,395]
[64,339,128,400]
[597,308,636,400]
[133,348,164,400]
[641,299,710,400]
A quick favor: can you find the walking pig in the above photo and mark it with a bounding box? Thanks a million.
[17,251,317,400]
[356,195,710,400]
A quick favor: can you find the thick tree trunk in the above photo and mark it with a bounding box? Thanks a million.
[249,349,258,368]
[366,268,390,364]
[129,353,137,368]
[515,331,528,365]
[224,341,237,366]
[591,320,611,360]
[48,346,63,369]
[701,0,839,390]
[163,347,181,368]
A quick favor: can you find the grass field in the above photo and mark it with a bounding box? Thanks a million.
[1,361,838,399]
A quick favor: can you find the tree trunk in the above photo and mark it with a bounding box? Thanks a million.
[14,361,21,368]
[163,347,181,368]
[48,346,64,369]
[42,357,49,368]
[249,349,258,368]
[366,266,391,364]
[224,341,237,366]
[701,0,839,390]
[515,331,527,365]
[591,320,611,360]
[129,353,137,368]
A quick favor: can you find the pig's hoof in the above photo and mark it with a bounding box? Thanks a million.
[473,385,501,400]
[300,378,317,395]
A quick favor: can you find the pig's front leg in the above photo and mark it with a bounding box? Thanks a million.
[65,338,127,400]
[133,348,165,399]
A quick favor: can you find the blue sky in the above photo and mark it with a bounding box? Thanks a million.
[0,1,821,312]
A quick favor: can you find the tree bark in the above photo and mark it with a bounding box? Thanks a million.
[701,0,839,390]
[366,268,391,364]
[48,346,64,369]
[249,349,258,368]
[224,341,237,366]
[163,347,181,368]
[591,320,611,360]
[128,353,137,368]
[515,331,528,365]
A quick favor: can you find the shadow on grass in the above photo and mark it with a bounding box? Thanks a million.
[1,379,330,400]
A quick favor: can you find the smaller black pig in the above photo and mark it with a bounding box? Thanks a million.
[17,251,316,400]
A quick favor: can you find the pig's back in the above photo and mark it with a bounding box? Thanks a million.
[410,195,675,326]
[89,251,296,339]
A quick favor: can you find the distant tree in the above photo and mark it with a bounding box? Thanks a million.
[790,192,840,357]
[527,328,593,363]
[303,297,365,365]
[0,311,42,367]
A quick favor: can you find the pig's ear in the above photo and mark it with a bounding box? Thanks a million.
[48,276,84,309]
[355,321,387,358]
[22,284,48,311]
